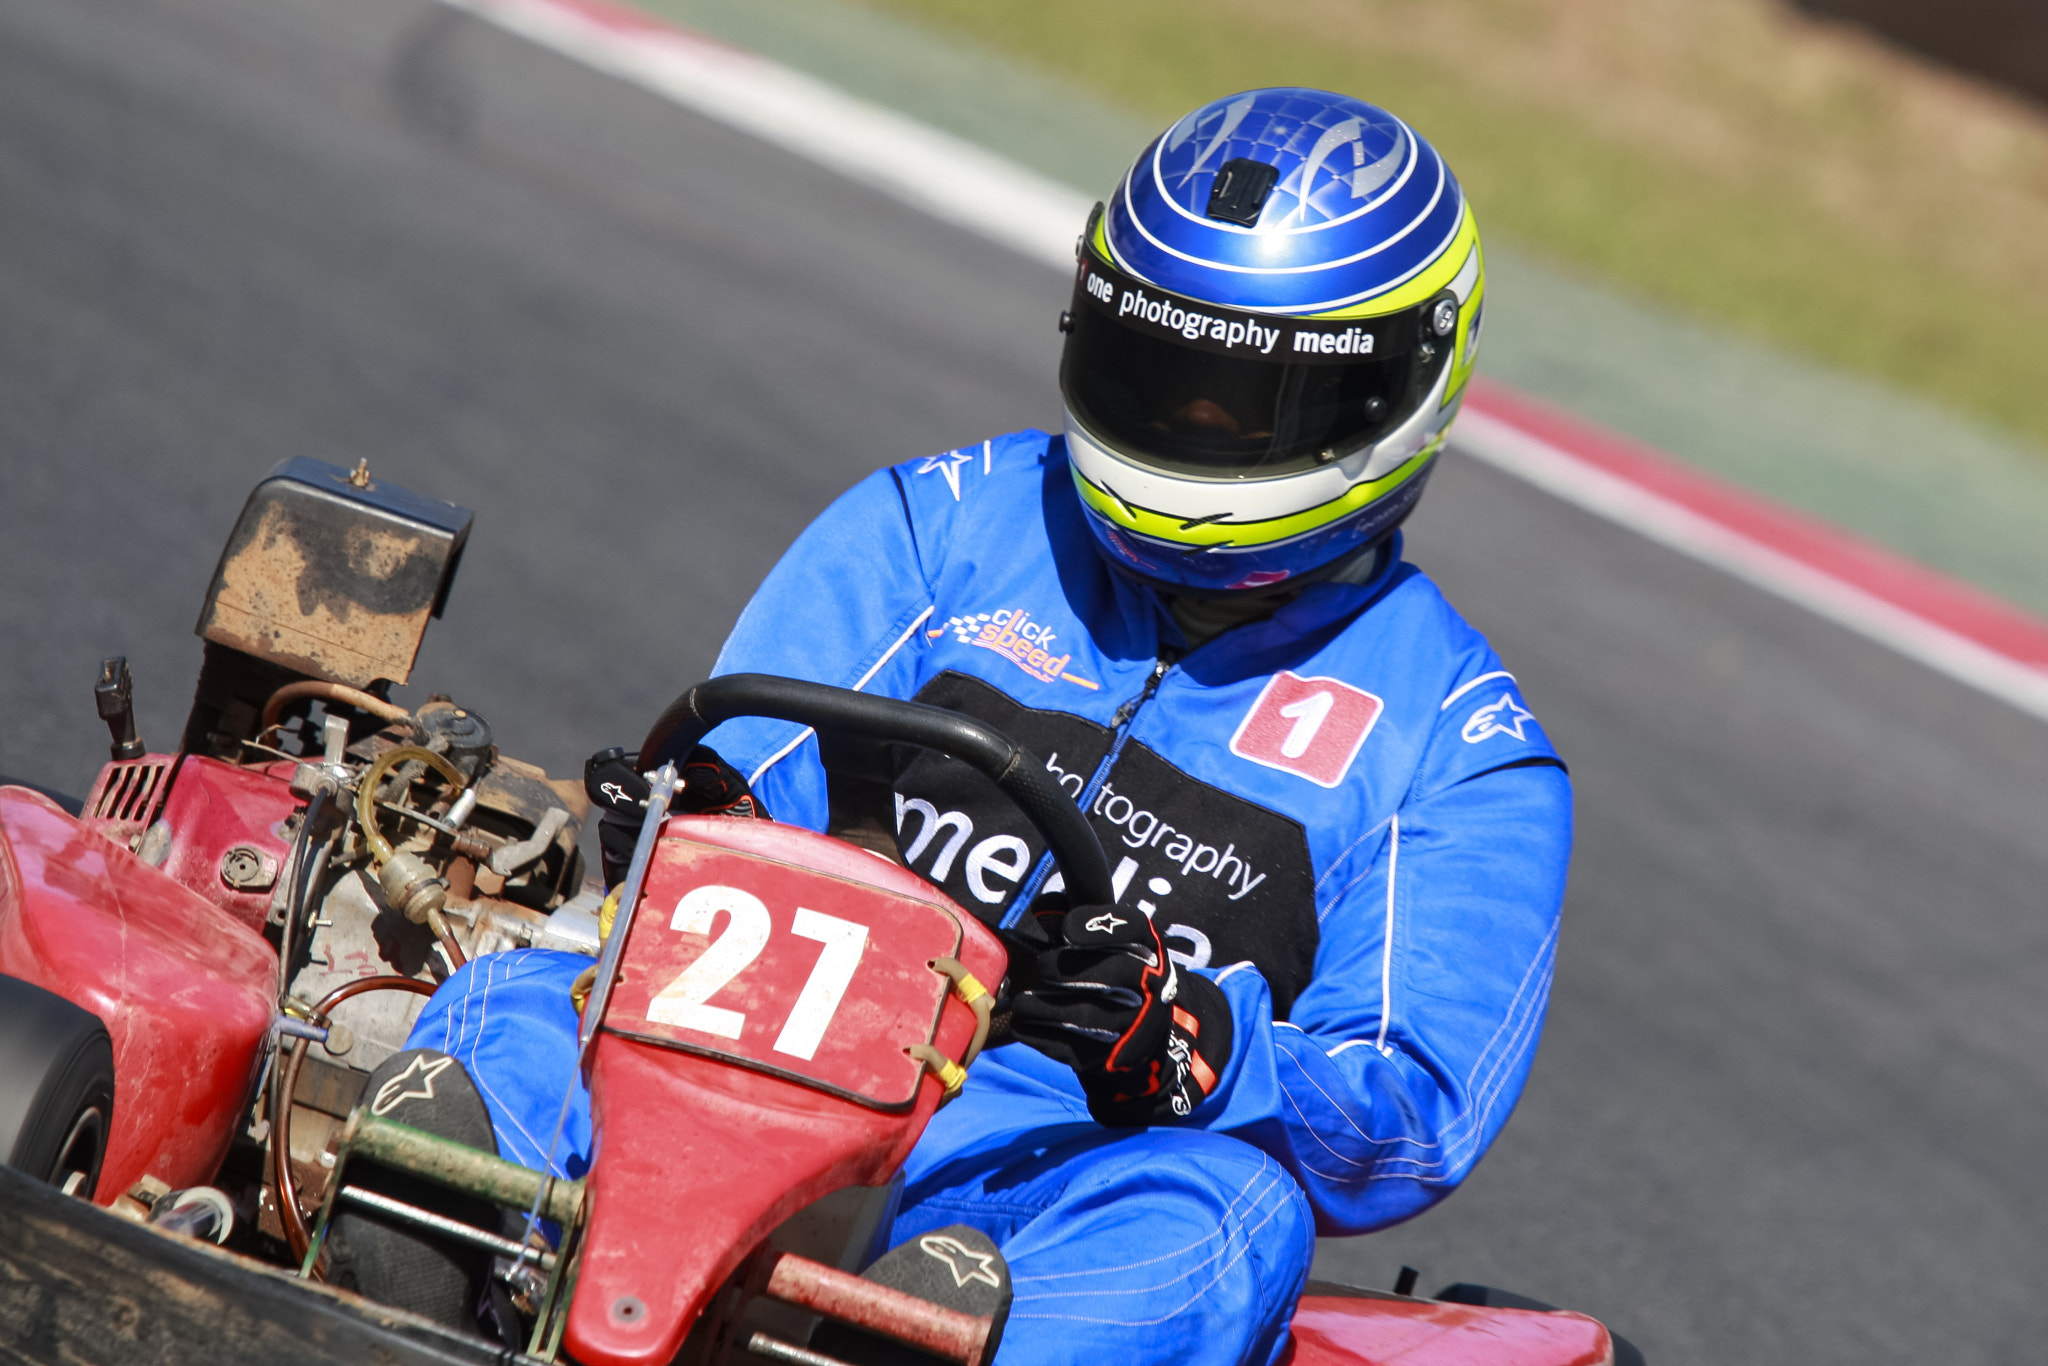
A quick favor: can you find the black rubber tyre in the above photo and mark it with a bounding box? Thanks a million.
[0,974,116,1199]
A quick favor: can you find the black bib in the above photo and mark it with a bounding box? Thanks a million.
[824,671,1318,1018]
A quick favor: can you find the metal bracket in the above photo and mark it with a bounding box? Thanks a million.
[906,958,994,1105]
[576,762,678,1056]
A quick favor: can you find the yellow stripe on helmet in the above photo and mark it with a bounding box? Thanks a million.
[1444,269,1486,404]
[1309,205,1482,320]
[1072,446,1440,551]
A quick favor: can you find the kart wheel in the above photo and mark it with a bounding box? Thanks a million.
[0,975,115,1200]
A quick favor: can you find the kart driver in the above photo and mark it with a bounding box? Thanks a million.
[403,88,1571,1366]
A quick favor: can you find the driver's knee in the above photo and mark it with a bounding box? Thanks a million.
[403,948,593,1176]
[1042,1127,1315,1310]
[896,1127,1313,1366]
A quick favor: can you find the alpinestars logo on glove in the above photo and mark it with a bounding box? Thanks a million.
[931,607,1099,690]
[1164,1009,1218,1118]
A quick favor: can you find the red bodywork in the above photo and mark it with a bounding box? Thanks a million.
[79,754,296,936]
[153,756,298,934]
[1286,1295,1614,1365]
[0,783,275,1203]
[570,815,1007,1366]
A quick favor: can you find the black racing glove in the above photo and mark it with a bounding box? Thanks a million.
[585,745,766,888]
[1009,902,1233,1127]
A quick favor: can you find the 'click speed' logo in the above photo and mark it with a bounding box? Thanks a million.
[929,608,1098,690]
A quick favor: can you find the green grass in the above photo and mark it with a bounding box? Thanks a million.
[848,0,2048,453]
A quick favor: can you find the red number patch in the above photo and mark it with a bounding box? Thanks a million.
[607,840,963,1109]
[1228,671,1383,788]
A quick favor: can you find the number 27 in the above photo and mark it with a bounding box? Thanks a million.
[645,884,868,1062]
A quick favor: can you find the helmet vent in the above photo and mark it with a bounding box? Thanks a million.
[1206,159,1281,226]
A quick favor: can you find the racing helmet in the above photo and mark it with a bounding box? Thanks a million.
[1059,88,1486,595]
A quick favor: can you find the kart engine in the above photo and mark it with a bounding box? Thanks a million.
[72,457,601,1244]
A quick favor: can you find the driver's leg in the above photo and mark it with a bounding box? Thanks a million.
[888,1046,1314,1366]
[403,955,1314,1365]
[403,947,594,1183]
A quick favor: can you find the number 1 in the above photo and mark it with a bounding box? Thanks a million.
[1278,690,1334,758]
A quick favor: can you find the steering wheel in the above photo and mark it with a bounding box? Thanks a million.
[629,674,1116,916]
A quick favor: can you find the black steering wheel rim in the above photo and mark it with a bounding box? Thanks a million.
[634,674,1116,915]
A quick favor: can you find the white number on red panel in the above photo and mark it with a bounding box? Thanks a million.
[648,884,771,1038]
[647,886,871,1057]
[1228,670,1385,788]
[771,908,869,1060]
[1276,689,1334,759]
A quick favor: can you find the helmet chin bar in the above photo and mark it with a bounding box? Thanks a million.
[1066,433,1442,598]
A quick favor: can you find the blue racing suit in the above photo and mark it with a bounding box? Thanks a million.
[411,429,1571,1366]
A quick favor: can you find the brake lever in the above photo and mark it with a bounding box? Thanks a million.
[576,761,678,1061]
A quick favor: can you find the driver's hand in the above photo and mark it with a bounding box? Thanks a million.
[586,745,766,888]
[1008,902,1233,1127]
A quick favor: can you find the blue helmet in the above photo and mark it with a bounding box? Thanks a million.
[1059,88,1486,595]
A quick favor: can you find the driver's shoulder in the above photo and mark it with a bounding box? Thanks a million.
[889,429,1057,517]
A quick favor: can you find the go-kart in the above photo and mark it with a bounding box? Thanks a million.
[0,457,1628,1365]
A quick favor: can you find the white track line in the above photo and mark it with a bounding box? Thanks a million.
[1452,411,2048,720]
[451,0,2048,719]
[447,0,1088,271]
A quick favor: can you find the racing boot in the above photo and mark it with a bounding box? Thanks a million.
[323,1048,501,1337]
[808,1224,1011,1366]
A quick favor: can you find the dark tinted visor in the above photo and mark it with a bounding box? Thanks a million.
[1059,249,1450,479]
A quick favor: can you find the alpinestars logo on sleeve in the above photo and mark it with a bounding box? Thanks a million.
[1460,691,1536,743]
[914,441,990,501]
[927,607,1098,690]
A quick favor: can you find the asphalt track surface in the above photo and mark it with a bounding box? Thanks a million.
[4,2,2047,1361]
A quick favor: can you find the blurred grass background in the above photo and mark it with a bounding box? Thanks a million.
[845,0,2048,456]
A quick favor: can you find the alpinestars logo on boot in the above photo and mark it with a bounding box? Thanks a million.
[929,608,1099,690]
[372,1054,455,1117]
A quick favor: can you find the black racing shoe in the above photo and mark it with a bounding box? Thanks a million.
[809,1224,1012,1366]
[324,1048,500,1334]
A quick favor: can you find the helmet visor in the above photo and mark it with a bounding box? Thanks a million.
[1060,248,1452,480]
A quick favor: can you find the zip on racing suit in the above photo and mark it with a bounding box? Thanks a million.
[410,428,1572,1366]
